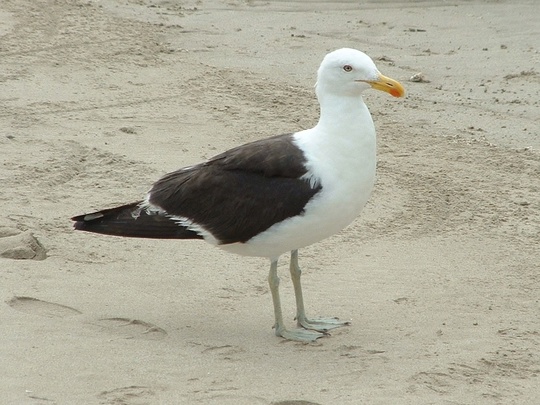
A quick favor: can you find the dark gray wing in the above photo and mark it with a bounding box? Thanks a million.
[148,133,322,244]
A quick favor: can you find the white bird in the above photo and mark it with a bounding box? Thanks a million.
[72,48,405,342]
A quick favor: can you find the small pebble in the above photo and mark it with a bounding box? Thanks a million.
[409,72,430,83]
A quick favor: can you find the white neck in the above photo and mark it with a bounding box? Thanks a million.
[294,90,377,192]
[316,92,372,133]
[305,92,377,162]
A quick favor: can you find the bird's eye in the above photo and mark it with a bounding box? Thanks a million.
[343,65,353,72]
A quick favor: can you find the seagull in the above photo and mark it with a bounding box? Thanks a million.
[72,48,405,342]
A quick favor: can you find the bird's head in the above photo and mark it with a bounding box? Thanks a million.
[316,48,405,99]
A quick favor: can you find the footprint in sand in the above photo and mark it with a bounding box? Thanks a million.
[198,395,269,405]
[5,296,167,340]
[0,228,47,260]
[198,398,321,405]
[89,317,167,340]
[6,296,82,318]
[97,385,159,403]
[272,402,323,405]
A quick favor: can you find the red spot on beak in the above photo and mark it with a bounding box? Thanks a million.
[390,88,402,98]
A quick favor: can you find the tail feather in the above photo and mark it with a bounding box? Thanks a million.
[72,202,203,240]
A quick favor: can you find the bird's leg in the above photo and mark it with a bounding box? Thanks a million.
[268,259,325,342]
[289,250,350,332]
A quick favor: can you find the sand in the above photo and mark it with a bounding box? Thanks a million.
[1,1,539,404]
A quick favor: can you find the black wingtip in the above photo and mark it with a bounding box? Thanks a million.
[71,212,104,223]
[72,220,85,230]
[71,202,204,240]
[71,202,142,236]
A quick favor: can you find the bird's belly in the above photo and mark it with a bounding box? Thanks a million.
[220,170,375,259]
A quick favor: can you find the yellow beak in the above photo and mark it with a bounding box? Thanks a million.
[364,73,405,98]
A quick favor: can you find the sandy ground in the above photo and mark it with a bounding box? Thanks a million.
[1,0,539,404]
